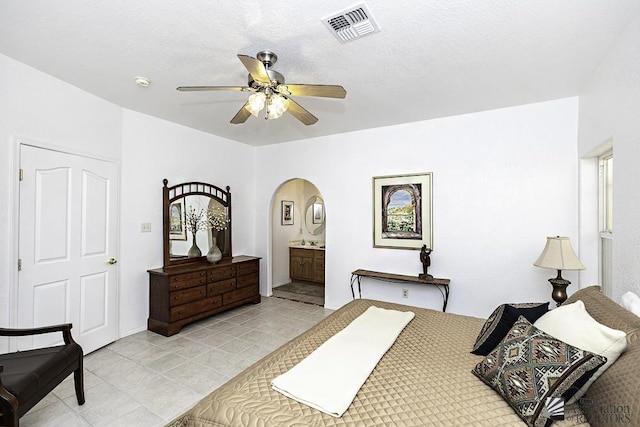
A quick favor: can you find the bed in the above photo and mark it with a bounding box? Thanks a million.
[168,286,640,426]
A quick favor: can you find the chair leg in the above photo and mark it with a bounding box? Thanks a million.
[1,411,19,427]
[0,392,19,427]
[73,359,85,406]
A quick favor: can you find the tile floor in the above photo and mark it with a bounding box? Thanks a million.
[21,297,333,427]
[272,281,325,306]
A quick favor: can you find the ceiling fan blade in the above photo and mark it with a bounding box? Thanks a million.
[284,84,346,99]
[230,102,252,124]
[286,98,318,125]
[237,54,271,85]
[176,86,250,92]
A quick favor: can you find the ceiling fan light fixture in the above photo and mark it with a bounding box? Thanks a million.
[179,50,345,125]
[246,92,266,116]
[265,94,289,120]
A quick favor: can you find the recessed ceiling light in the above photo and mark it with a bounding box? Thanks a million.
[135,76,151,87]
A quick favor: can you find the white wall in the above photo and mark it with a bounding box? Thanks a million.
[119,109,256,336]
[0,53,123,352]
[256,98,581,317]
[0,52,257,350]
[577,14,640,302]
[5,35,620,345]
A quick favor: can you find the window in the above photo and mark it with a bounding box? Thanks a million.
[599,152,613,296]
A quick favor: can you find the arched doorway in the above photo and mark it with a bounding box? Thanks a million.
[270,178,325,306]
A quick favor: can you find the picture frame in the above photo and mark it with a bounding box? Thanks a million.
[312,202,324,224]
[373,172,433,250]
[169,198,187,240]
[281,200,294,225]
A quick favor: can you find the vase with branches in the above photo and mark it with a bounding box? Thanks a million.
[205,207,229,264]
[184,206,209,257]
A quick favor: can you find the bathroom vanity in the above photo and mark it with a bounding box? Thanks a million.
[289,246,325,285]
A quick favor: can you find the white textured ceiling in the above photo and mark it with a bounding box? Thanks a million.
[1,1,639,146]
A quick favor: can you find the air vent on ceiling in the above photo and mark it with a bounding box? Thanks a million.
[322,3,380,43]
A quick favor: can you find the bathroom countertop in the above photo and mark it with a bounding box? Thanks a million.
[289,244,325,250]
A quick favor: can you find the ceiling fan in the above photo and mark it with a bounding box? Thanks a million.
[177,51,346,125]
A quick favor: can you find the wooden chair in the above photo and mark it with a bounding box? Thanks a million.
[0,324,84,427]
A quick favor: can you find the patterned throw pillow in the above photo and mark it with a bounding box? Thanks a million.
[472,316,607,427]
[471,302,549,355]
[533,300,627,404]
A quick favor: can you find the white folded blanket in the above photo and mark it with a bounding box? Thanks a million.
[271,305,415,417]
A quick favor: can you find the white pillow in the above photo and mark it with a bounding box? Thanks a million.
[533,300,627,403]
[621,291,640,316]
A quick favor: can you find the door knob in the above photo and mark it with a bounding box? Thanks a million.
[108,258,118,265]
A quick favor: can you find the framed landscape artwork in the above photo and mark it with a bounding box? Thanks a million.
[169,198,187,240]
[373,172,433,249]
[281,200,294,225]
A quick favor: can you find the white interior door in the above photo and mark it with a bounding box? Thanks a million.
[18,144,119,354]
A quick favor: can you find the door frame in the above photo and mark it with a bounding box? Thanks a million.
[9,136,121,350]
[268,178,327,303]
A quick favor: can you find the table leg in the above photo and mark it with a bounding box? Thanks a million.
[350,274,363,299]
[442,285,449,312]
[350,274,356,299]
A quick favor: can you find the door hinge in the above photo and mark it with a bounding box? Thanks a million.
[19,169,24,181]
[18,258,22,271]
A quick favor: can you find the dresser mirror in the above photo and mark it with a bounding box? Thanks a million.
[304,195,325,236]
[162,179,232,267]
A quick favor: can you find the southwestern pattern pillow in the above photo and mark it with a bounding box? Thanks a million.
[472,316,606,427]
[471,302,549,355]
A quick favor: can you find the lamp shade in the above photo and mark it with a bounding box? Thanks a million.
[534,236,586,271]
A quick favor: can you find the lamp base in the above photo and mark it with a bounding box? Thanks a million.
[548,270,571,307]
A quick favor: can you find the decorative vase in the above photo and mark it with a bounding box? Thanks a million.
[187,233,202,258]
[206,236,223,264]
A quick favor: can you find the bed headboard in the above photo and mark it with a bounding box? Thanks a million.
[562,286,640,426]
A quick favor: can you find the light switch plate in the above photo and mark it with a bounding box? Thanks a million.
[141,222,152,232]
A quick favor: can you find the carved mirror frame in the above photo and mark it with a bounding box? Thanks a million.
[162,179,232,267]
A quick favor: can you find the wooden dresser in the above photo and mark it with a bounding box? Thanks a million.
[147,256,260,336]
[289,247,325,285]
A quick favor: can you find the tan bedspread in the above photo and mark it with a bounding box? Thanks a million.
[168,299,589,426]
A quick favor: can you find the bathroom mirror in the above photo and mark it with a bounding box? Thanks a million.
[162,179,232,267]
[304,195,325,236]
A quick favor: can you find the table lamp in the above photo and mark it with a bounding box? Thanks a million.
[533,236,586,306]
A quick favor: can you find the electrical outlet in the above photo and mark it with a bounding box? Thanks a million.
[402,288,408,298]
[141,222,152,233]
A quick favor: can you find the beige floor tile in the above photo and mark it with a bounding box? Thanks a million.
[21,297,326,426]
[105,406,164,427]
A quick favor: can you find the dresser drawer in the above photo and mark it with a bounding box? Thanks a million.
[237,271,258,288]
[237,260,258,276]
[170,286,206,307]
[208,265,235,282]
[223,284,259,305]
[169,271,207,291]
[170,295,222,321]
[208,277,236,295]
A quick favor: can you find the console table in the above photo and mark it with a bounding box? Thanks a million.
[350,269,450,312]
